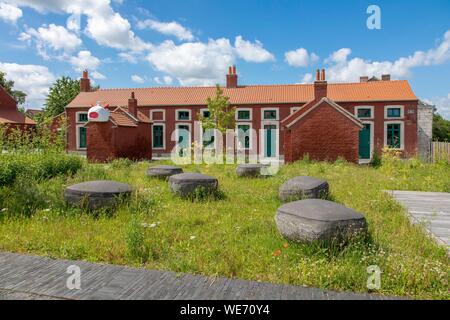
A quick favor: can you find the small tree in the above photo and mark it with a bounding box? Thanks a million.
[0,71,27,105]
[44,76,80,118]
[433,113,450,142]
[200,84,235,133]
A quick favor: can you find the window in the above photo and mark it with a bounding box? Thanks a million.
[237,110,250,120]
[152,125,164,149]
[385,106,404,119]
[263,110,277,120]
[237,124,251,149]
[357,108,372,118]
[387,108,401,118]
[202,110,211,118]
[78,126,87,149]
[202,128,215,148]
[77,112,88,123]
[386,123,401,149]
[177,110,190,121]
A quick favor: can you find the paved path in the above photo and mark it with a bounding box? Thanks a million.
[0,252,393,300]
[388,190,450,252]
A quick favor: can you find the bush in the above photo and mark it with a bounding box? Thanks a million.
[0,152,84,187]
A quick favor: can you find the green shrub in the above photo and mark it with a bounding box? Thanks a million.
[125,216,149,263]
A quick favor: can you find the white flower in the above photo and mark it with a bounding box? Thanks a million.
[44,209,51,212]
[150,223,157,228]
[1,208,8,212]
[190,236,196,240]
[141,223,149,228]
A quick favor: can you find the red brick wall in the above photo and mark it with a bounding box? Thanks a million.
[0,87,17,110]
[86,121,152,163]
[283,101,361,163]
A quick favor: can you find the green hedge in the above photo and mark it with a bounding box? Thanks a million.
[0,152,84,186]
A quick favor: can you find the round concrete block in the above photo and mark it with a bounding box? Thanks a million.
[147,165,183,179]
[169,173,218,197]
[64,180,132,210]
[275,199,367,243]
[279,176,329,202]
[236,164,263,178]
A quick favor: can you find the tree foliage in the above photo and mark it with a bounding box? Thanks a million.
[0,71,27,105]
[433,113,450,142]
[200,85,235,133]
[44,76,80,118]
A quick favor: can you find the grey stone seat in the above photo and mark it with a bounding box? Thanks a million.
[279,176,329,201]
[169,173,218,197]
[236,164,263,178]
[64,180,132,210]
[275,199,367,243]
[147,165,183,179]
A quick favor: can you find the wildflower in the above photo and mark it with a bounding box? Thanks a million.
[150,223,157,228]
[141,223,149,228]
[1,208,8,212]
[44,208,51,212]
[190,236,196,240]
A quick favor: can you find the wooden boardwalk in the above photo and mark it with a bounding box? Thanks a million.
[0,252,393,300]
[389,190,450,252]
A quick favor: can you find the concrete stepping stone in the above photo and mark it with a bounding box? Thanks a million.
[279,176,329,201]
[275,199,367,243]
[147,165,183,179]
[236,164,263,178]
[169,173,218,197]
[64,180,132,210]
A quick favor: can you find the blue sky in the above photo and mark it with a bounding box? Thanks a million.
[0,0,449,118]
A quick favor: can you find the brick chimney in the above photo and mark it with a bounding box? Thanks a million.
[381,74,391,81]
[80,70,91,92]
[128,91,138,118]
[314,68,327,100]
[226,65,238,88]
[360,76,369,83]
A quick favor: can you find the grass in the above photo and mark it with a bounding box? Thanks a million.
[0,156,448,299]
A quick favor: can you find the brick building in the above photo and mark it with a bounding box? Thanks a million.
[65,67,422,163]
[0,85,35,133]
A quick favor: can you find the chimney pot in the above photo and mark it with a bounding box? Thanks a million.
[382,74,391,81]
[315,69,320,81]
[226,65,238,88]
[321,69,326,81]
[228,66,232,74]
[80,70,91,92]
[360,76,369,83]
[232,65,236,75]
[128,91,138,117]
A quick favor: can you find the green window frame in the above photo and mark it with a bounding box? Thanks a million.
[387,108,401,118]
[78,126,87,149]
[152,125,164,149]
[237,124,250,149]
[357,108,372,118]
[263,110,277,120]
[177,110,190,121]
[237,110,250,120]
[386,123,401,149]
[78,113,88,123]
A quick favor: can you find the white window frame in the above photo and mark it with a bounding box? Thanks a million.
[76,111,88,124]
[384,121,404,150]
[198,112,219,150]
[236,108,252,121]
[260,121,279,159]
[359,120,374,161]
[384,105,404,119]
[355,106,374,120]
[290,106,301,115]
[175,122,192,146]
[150,109,165,122]
[199,108,210,119]
[76,124,87,151]
[236,122,253,150]
[152,123,166,150]
[176,109,191,121]
[261,107,279,121]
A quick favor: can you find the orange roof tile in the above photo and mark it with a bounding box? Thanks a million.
[67,80,418,108]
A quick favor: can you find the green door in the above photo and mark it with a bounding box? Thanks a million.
[79,127,87,149]
[264,125,277,158]
[359,123,371,159]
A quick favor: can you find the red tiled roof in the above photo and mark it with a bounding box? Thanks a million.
[0,110,36,125]
[67,80,418,108]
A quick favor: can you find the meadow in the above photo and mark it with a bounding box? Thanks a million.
[0,151,448,299]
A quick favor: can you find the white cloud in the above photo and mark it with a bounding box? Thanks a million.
[163,75,173,85]
[285,48,319,67]
[153,76,174,85]
[318,30,450,82]
[0,62,55,108]
[131,74,145,84]
[19,24,82,58]
[91,71,106,80]
[66,13,81,32]
[7,0,152,52]
[234,36,274,63]
[70,50,101,73]
[118,52,139,64]
[0,2,22,23]
[137,19,194,41]
[428,94,450,120]
[147,38,235,86]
